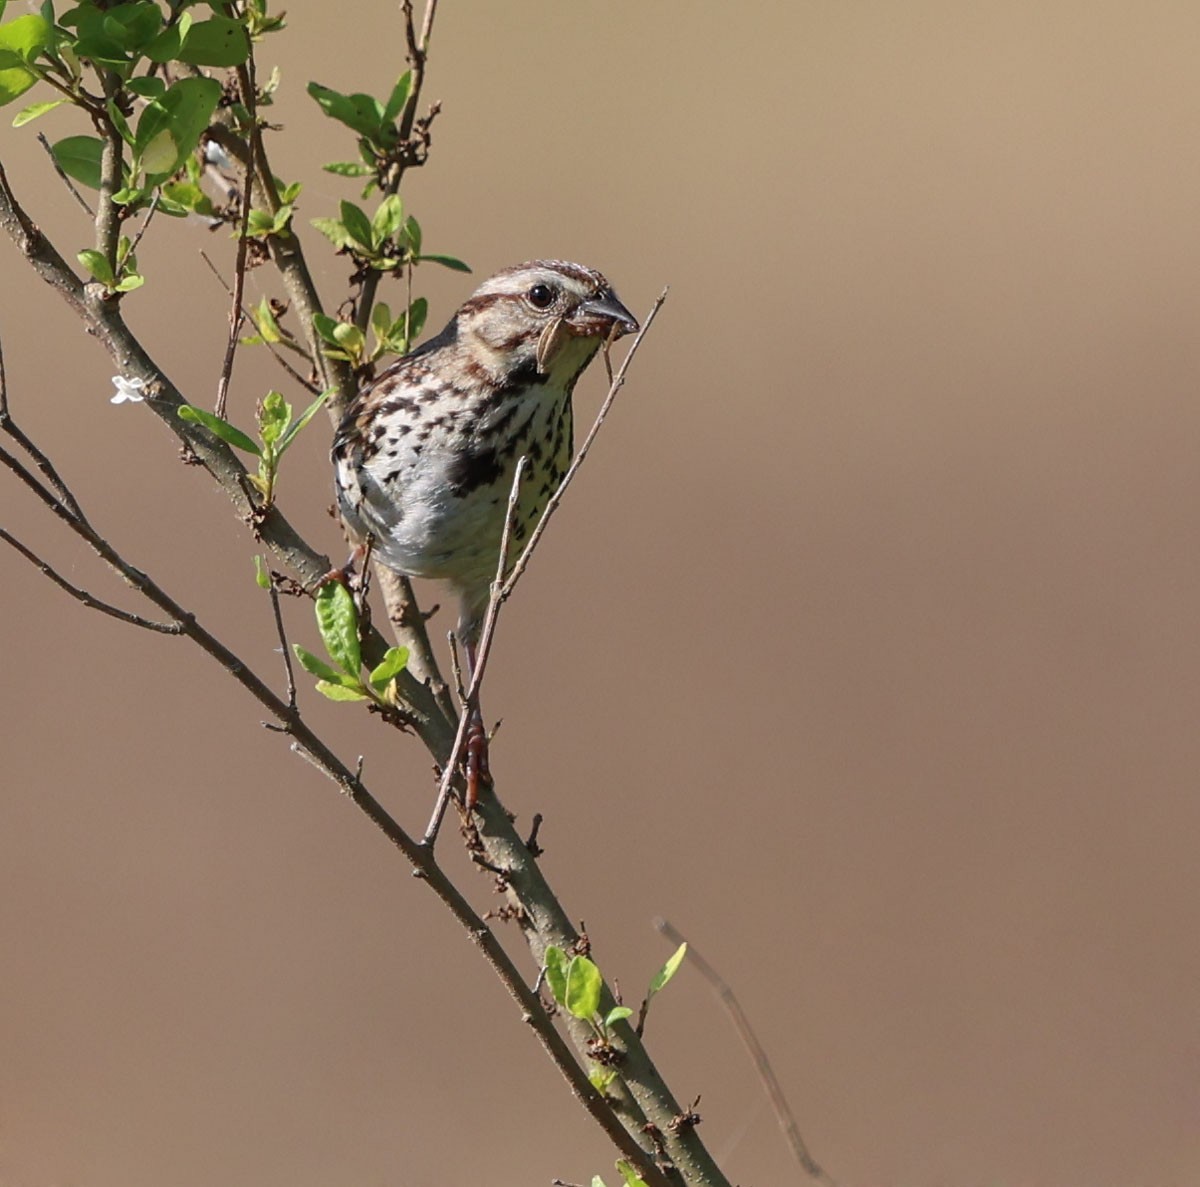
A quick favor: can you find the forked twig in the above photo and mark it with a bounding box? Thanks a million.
[654,918,837,1186]
[0,527,183,634]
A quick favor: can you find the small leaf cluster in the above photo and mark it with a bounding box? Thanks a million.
[592,1163,652,1187]
[293,581,408,706]
[0,2,259,218]
[310,191,467,279]
[177,389,327,508]
[543,943,687,1095]
[78,232,141,293]
[311,296,427,368]
[307,73,415,194]
[245,178,301,240]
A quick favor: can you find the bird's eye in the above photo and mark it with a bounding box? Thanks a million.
[527,283,556,309]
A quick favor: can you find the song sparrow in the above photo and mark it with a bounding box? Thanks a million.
[333,259,638,799]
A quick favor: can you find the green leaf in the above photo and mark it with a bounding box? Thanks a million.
[604,1006,634,1029]
[615,1160,651,1187]
[246,208,275,236]
[371,193,404,245]
[322,160,373,178]
[11,96,64,125]
[112,271,144,292]
[105,97,134,147]
[0,59,35,105]
[564,955,603,1021]
[306,81,382,141]
[277,389,330,455]
[0,13,52,63]
[253,555,270,589]
[160,179,214,218]
[52,134,104,188]
[544,946,568,1007]
[416,253,471,273]
[591,1177,608,1187]
[98,3,161,50]
[371,301,392,341]
[331,321,364,353]
[315,680,370,702]
[258,390,289,447]
[310,216,358,253]
[339,199,373,250]
[245,296,282,343]
[76,248,115,286]
[588,1067,616,1093]
[177,404,262,455]
[312,312,341,346]
[405,296,428,342]
[134,75,221,179]
[292,644,349,684]
[125,74,166,99]
[402,213,421,256]
[146,15,248,67]
[314,580,361,678]
[648,943,687,997]
[368,646,409,690]
[381,69,411,126]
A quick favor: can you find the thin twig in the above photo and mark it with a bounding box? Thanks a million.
[197,250,319,388]
[0,333,86,522]
[0,527,182,633]
[502,288,668,599]
[128,190,160,256]
[214,108,257,420]
[422,454,528,846]
[654,918,837,1186]
[36,132,93,216]
[268,577,298,710]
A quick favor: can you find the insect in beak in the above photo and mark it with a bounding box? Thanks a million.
[536,316,568,374]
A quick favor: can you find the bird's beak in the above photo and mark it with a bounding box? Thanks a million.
[571,289,639,339]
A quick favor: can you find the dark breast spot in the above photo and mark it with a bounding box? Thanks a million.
[447,445,503,497]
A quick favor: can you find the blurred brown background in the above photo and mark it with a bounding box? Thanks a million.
[3,3,1200,1184]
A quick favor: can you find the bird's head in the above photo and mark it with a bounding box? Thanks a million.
[456,260,638,384]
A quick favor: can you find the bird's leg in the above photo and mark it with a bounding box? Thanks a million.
[461,636,492,811]
[321,538,369,592]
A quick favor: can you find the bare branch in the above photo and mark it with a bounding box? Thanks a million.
[654,918,837,1186]
[0,527,182,633]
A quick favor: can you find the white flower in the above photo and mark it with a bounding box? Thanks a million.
[110,375,146,404]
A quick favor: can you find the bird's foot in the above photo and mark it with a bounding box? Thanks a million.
[463,707,492,811]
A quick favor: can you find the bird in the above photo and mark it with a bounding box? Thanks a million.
[332,259,639,805]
